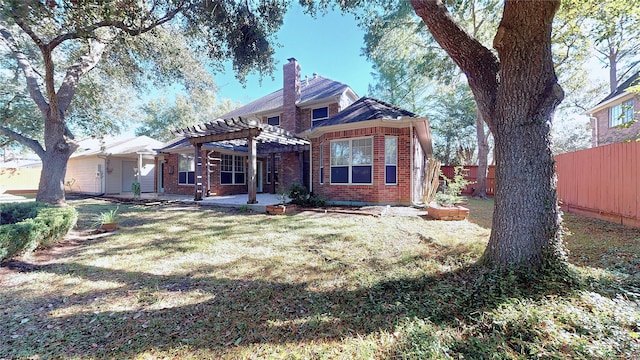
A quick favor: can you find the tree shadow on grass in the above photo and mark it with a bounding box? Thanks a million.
[0,258,587,359]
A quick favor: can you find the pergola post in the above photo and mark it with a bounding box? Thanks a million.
[194,142,203,201]
[247,135,257,204]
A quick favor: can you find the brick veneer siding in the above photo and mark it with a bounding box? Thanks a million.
[592,95,640,146]
[282,59,301,133]
[311,126,413,205]
[300,103,341,132]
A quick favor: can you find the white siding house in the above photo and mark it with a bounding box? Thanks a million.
[66,136,162,195]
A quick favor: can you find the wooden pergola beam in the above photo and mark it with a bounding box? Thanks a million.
[187,128,262,145]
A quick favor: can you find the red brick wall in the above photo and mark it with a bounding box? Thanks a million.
[282,59,301,133]
[300,103,341,131]
[593,95,640,146]
[311,126,413,205]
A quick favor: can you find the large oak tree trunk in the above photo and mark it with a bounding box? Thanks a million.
[412,0,566,269]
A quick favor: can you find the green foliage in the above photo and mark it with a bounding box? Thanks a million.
[435,166,473,206]
[0,203,77,262]
[287,183,309,205]
[0,201,47,225]
[92,206,119,228]
[307,193,327,207]
[131,182,141,198]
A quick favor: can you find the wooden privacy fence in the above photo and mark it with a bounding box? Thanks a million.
[440,165,495,195]
[555,142,640,227]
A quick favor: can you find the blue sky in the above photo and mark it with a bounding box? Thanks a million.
[212,4,374,104]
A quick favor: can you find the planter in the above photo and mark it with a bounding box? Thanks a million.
[427,204,469,221]
[100,222,119,231]
[266,205,287,215]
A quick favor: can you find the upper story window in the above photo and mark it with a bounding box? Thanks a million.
[178,154,195,185]
[610,99,635,127]
[312,107,329,122]
[267,115,280,126]
[330,137,373,185]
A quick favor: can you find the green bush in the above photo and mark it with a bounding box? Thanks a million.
[288,183,309,205]
[0,203,77,262]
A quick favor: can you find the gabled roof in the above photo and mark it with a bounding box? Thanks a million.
[312,97,417,128]
[587,72,640,114]
[71,135,163,158]
[220,75,356,118]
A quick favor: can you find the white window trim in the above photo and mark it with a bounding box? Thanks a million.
[385,136,398,185]
[319,142,324,184]
[178,153,195,185]
[329,136,374,185]
[220,154,246,185]
[610,99,635,127]
[311,106,330,122]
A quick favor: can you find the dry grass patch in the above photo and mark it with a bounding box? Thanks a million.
[0,197,638,359]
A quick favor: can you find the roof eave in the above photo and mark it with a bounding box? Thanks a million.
[585,92,635,115]
[301,116,421,139]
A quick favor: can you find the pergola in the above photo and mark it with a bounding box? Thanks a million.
[173,117,310,203]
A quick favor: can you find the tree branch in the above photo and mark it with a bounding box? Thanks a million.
[410,0,499,129]
[57,41,107,113]
[0,24,49,114]
[0,125,45,158]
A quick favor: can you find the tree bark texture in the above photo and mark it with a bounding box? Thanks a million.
[472,111,489,199]
[411,0,566,269]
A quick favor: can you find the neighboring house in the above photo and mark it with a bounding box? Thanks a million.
[158,58,432,205]
[66,135,163,195]
[586,71,640,147]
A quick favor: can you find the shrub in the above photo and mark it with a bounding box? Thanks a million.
[287,183,309,205]
[435,166,473,206]
[0,203,77,262]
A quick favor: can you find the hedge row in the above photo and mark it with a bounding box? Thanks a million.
[0,202,78,262]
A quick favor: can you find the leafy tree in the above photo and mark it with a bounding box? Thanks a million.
[0,0,286,204]
[136,89,241,142]
[428,84,476,165]
[410,0,566,269]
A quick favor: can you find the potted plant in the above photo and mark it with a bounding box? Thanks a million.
[266,188,289,215]
[93,206,120,231]
[428,166,472,221]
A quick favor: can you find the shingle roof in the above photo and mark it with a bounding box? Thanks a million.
[71,135,163,158]
[220,76,354,118]
[312,97,417,128]
[596,71,640,106]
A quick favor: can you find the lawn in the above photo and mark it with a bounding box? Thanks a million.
[1,198,638,359]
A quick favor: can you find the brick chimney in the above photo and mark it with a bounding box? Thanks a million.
[282,58,301,132]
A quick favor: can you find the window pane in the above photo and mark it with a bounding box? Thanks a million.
[267,116,280,126]
[234,156,245,172]
[385,137,397,165]
[352,166,372,183]
[235,173,245,184]
[331,166,349,183]
[352,138,372,165]
[179,154,194,172]
[221,172,232,184]
[386,165,397,184]
[320,168,324,183]
[179,172,187,184]
[187,171,195,185]
[221,154,233,172]
[312,107,329,120]
[331,141,349,166]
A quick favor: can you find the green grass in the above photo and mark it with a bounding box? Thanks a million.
[0,198,638,359]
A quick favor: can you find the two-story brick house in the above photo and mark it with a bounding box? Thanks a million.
[586,72,640,147]
[156,58,432,205]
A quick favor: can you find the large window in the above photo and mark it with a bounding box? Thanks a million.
[221,154,246,185]
[385,137,397,185]
[267,115,280,126]
[610,99,635,127]
[266,155,280,184]
[330,137,373,184]
[178,154,195,185]
[312,107,329,122]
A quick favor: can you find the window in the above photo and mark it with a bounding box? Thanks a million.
[178,154,195,185]
[221,154,246,185]
[266,156,280,184]
[330,137,373,184]
[312,107,329,122]
[610,99,635,127]
[267,115,280,126]
[319,142,324,184]
[385,137,397,185]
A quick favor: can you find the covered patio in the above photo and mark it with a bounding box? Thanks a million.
[173,117,309,204]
